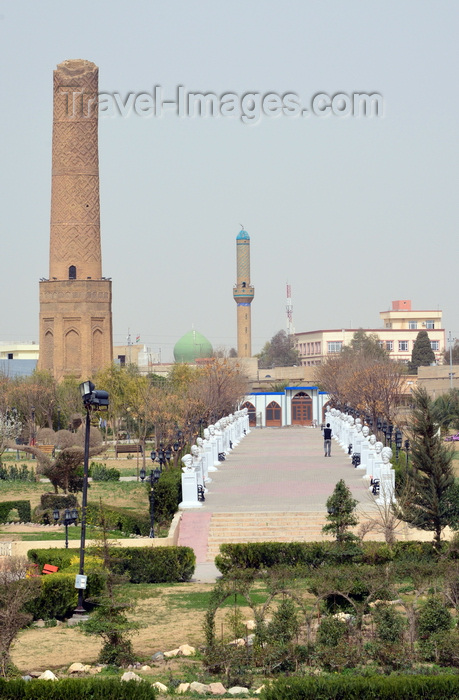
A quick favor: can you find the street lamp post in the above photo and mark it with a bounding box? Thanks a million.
[75,380,109,615]
[53,507,78,548]
[395,429,403,459]
[148,468,161,538]
[404,439,410,468]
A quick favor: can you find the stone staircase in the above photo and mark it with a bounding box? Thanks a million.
[206,511,334,560]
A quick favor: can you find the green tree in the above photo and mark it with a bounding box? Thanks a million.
[408,330,435,374]
[82,508,140,665]
[433,389,459,433]
[342,329,388,361]
[257,330,299,369]
[322,480,359,546]
[396,387,455,548]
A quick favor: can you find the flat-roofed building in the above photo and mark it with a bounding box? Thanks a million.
[295,300,445,366]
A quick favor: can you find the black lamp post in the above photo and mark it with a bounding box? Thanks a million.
[53,507,78,548]
[387,424,393,449]
[57,407,61,432]
[148,468,161,538]
[395,429,403,458]
[75,380,109,615]
[382,421,388,445]
[404,439,410,467]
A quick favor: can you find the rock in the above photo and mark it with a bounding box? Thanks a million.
[151,651,165,662]
[190,681,211,693]
[227,687,249,695]
[178,644,195,656]
[38,670,58,681]
[68,662,91,674]
[140,665,151,671]
[244,620,257,630]
[164,648,180,658]
[209,681,227,694]
[228,638,246,647]
[120,671,142,682]
[28,672,43,678]
[153,681,168,692]
[88,667,102,675]
[253,685,265,694]
[177,683,190,694]
[21,676,33,682]
[35,620,46,628]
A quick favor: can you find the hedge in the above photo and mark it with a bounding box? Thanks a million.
[150,469,182,524]
[86,503,151,536]
[109,546,195,583]
[23,571,106,620]
[215,540,450,574]
[0,678,158,699]
[262,674,459,700]
[0,500,31,523]
[28,546,196,583]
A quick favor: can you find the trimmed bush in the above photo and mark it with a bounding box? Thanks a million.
[109,546,195,583]
[0,677,158,698]
[0,500,31,523]
[0,463,35,482]
[86,503,150,536]
[262,674,459,700]
[28,546,195,583]
[23,570,105,620]
[40,493,78,511]
[150,469,182,524]
[215,539,452,574]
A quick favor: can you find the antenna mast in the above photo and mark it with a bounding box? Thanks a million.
[286,283,294,335]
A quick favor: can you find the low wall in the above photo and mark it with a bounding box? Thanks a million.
[4,511,183,559]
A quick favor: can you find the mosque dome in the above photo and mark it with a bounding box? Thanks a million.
[236,228,250,241]
[173,330,213,363]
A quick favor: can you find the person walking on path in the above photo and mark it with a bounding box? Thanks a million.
[323,423,332,457]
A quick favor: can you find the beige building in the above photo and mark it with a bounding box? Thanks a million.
[0,343,39,360]
[295,300,445,366]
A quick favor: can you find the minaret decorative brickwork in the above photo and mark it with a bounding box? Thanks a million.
[38,59,113,380]
[233,228,254,357]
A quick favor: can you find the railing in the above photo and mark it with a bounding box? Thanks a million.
[0,541,12,556]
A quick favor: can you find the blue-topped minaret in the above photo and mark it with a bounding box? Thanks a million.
[233,227,255,357]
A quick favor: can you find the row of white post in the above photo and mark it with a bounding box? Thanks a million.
[179,408,250,509]
[325,408,396,506]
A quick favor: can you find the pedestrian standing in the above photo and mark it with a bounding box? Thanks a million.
[323,423,332,457]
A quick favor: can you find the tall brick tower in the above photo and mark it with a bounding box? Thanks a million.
[38,60,113,380]
[233,228,254,357]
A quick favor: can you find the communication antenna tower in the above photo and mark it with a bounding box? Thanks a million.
[286,283,294,335]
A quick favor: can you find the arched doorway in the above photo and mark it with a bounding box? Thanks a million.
[241,401,256,427]
[266,401,282,427]
[291,392,312,426]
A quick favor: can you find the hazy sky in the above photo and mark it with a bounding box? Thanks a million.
[1,1,458,361]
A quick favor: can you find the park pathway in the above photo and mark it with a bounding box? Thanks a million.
[178,426,375,568]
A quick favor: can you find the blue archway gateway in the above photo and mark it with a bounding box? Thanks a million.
[291,391,312,426]
[266,401,282,427]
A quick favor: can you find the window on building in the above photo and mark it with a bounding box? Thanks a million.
[385,323,392,328]
[7,353,13,360]
[409,321,417,329]
[315,341,321,354]
[426,320,435,329]
[327,341,342,353]
[69,265,76,279]
[386,341,393,352]
[430,340,439,351]
[399,340,409,352]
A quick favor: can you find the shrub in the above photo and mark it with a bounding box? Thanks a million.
[90,461,120,481]
[0,464,35,482]
[86,503,150,536]
[0,500,31,523]
[151,469,182,525]
[28,546,195,583]
[215,541,330,574]
[23,571,105,620]
[262,675,459,700]
[109,546,195,583]
[40,493,79,511]
[0,677,158,698]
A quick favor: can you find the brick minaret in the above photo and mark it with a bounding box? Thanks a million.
[38,59,112,379]
[233,228,254,357]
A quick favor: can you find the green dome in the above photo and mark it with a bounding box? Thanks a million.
[173,330,213,363]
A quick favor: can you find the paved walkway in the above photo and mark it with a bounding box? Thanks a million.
[181,427,374,575]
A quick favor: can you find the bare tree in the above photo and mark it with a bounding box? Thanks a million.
[0,557,40,677]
